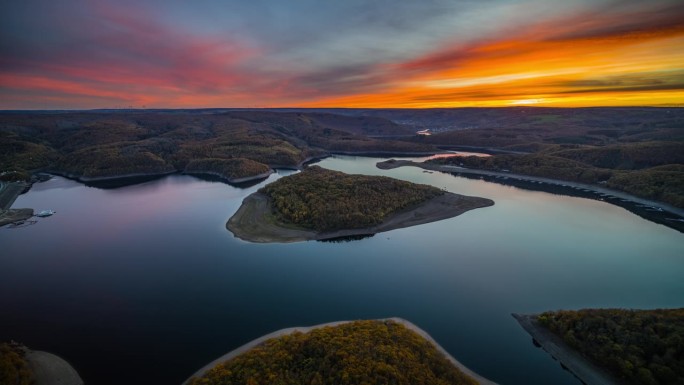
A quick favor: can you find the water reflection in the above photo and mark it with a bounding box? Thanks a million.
[82,173,174,189]
[317,234,376,243]
[0,155,681,385]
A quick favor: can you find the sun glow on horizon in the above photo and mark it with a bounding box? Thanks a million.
[1,1,683,109]
[510,99,544,105]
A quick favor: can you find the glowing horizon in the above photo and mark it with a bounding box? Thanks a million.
[1,0,683,109]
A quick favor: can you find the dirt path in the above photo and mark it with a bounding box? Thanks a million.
[227,192,493,243]
[512,314,623,385]
[182,318,497,385]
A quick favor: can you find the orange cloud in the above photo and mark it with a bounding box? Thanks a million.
[2,1,683,108]
[303,4,684,108]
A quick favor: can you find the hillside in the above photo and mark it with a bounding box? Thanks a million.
[184,158,271,182]
[2,108,681,203]
[427,142,684,208]
[0,110,432,183]
[187,320,480,385]
[346,108,684,208]
[405,107,684,146]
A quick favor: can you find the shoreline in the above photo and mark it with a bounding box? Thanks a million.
[434,145,528,155]
[0,208,34,227]
[23,151,442,190]
[47,168,275,187]
[183,169,274,184]
[46,169,178,183]
[512,314,622,385]
[17,346,84,385]
[268,154,330,171]
[183,318,497,385]
[328,150,446,157]
[269,151,445,170]
[39,154,326,187]
[0,181,29,210]
[377,159,684,231]
[0,181,34,226]
[227,191,494,243]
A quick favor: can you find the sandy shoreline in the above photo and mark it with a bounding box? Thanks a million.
[182,318,497,385]
[227,191,494,243]
[512,314,622,385]
[378,159,684,218]
[20,348,84,385]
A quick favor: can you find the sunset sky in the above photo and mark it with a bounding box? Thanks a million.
[1,0,683,109]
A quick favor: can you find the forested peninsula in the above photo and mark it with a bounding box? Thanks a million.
[515,308,684,385]
[185,319,495,385]
[227,166,493,242]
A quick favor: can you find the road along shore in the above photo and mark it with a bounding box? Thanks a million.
[377,159,684,232]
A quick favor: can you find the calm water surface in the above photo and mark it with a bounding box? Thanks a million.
[1,155,682,385]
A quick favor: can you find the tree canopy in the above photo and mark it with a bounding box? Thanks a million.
[261,166,443,232]
[538,308,684,385]
[189,320,478,385]
[0,343,32,385]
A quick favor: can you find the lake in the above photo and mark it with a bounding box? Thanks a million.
[1,155,682,385]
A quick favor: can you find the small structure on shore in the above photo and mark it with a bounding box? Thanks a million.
[36,210,55,217]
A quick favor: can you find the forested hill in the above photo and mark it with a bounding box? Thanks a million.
[538,308,684,385]
[188,320,479,385]
[416,108,684,208]
[3,108,682,198]
[428,141,684,208]
[0,110,432,182]
[260,166,444,232]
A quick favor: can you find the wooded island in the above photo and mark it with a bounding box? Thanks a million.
[186,320,486,385]
[227,166,493,242]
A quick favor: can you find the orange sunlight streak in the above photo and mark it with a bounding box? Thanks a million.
[303,24,684,108]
